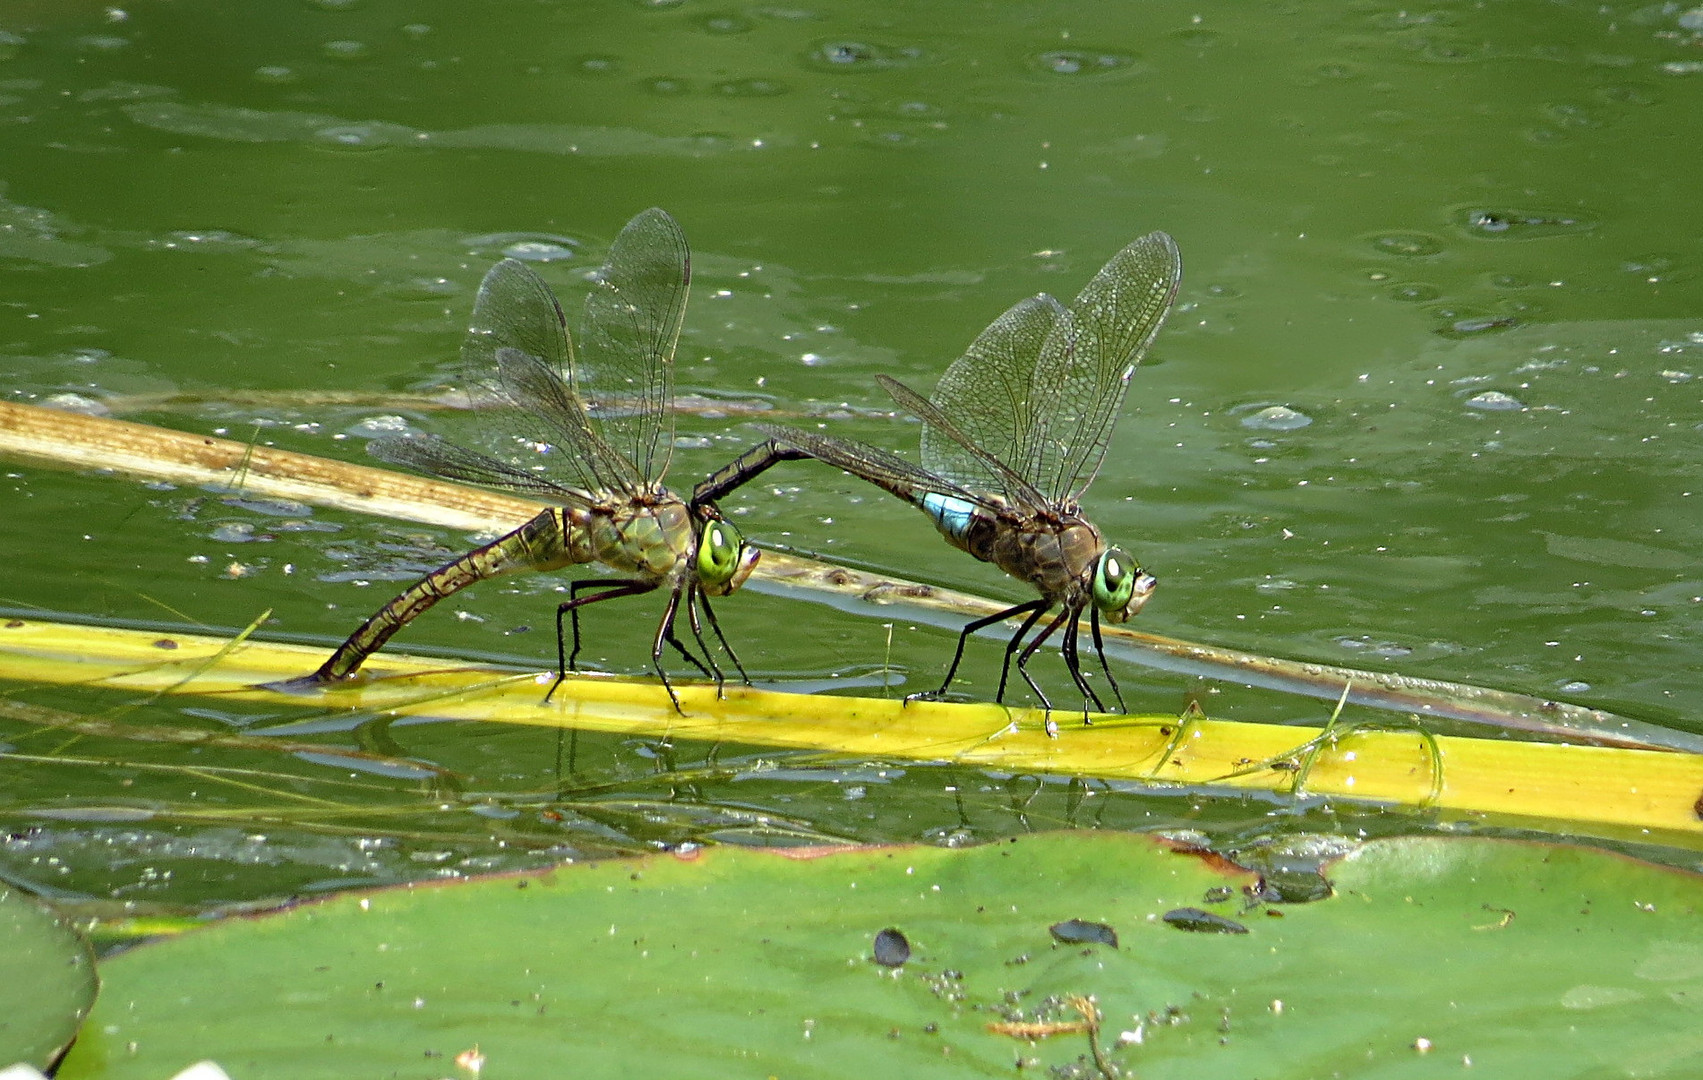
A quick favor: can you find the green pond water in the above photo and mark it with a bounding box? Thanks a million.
[1,0,1701,907]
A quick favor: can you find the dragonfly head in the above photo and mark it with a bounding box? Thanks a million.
[1091,546,1157,623]
[695,513,760,596]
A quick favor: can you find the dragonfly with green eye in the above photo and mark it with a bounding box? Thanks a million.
[284,208,759,712]
[698,230,1181,719]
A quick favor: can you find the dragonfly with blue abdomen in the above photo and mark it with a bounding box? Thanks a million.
[697,230,1181,718]
[285,208,759,712]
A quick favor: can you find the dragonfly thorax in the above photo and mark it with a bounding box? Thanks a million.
[563,495,695,584]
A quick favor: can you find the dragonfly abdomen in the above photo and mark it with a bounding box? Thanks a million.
[922,491,979,541]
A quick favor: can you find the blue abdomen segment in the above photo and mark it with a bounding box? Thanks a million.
[923,492,977,540]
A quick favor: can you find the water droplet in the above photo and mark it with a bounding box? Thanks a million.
[1370,232,1443,257]
[645,76,690,95]
[253,65,297,84]
[1464,390,1524,411]
[321,39,369,61]
[579,55,619,73]
[1241,405,1312,431]
[1557,679,1592,693]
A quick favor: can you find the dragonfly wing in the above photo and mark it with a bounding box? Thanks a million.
[463,258,638,495]
[876,374,1051,511]
[753,423,998,512]
[367,434,592,504]
[577,207,689,488]
[919,292,1064,508]
[1030,230,1181,503]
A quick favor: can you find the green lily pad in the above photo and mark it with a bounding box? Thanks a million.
[54,833,1703,1078]
[0,886,98,1069]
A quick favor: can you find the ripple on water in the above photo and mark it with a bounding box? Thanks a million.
[699,13,753,34]
[1368,231,1444,257]
[463,232,580,262]
[807,39,926,73]
[1462,390,1525,411]
[1026,49,1142,78]
[253,65,298,84]
[320,39,369,61]
[313,123,394,150]
[1238,404,1313,432]
[1458,207,1595,240]
[716,78,788,97]
[0,31,27,60]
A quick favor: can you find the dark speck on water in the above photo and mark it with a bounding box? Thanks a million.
[1163,907,1250,934]
[872,926,910,967]
[1049,918,1118,947]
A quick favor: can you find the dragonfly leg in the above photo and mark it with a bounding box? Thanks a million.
[1089,607,1127,713]
[549,580,653,703]
[649,587,694,715]
[697,589,751,688]
[681,583,727,696]
[991,601,1051,704]
[1061,609,1106,723]
[1014,607,1073,715]
[909,599,1047,704]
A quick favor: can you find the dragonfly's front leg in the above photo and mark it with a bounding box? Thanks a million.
[696,589,750,688]
[681,583,726,696]
[549,580,653,703]
[1060,608,1106,723]
[1089,607,1127,713]
[649,587,694,715]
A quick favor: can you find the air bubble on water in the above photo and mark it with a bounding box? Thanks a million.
[1556,679,1591,693]
[1463,391,1524,411]
[646,76,690,95]
[1241,405,1312,431]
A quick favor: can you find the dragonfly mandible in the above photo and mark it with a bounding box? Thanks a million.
[697,230,1181,718]
[287,208,759,711]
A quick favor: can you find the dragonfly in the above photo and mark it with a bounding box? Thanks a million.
[697,230,1181,718]
[287,208,759,711]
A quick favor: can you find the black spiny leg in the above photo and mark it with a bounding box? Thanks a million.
[649,587,693,715]
[1060,607,1106,723]
[1089,607,1127,713]
[906,598,1048,705]
[697,588,751,690]
[1013,606,1072,715]
[549,580,653,703]
[992,601,1051,704]
[681,584,726,696]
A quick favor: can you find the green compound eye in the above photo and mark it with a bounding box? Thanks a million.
[1091,547,1140,613]
[696,517,748,590]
